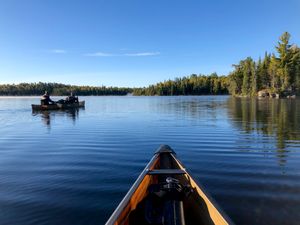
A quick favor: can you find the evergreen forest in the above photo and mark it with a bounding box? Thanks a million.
[1,32,299,97]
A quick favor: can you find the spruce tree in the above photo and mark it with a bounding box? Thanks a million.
[275,32,293,90]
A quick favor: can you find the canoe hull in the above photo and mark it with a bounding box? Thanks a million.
[32,101,85,110]
[105,145,233,225]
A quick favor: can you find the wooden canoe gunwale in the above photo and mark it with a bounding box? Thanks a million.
[170,153,234,225]
[105,153,159,225]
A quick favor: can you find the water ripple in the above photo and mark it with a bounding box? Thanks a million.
[0,96,299,225]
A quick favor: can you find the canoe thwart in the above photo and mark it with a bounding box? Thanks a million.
[147,169,186,175]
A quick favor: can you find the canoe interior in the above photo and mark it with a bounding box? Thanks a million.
[107,150,231,225]
[32,101,85,110]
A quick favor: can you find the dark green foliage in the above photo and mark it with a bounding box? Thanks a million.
[0,82,132,96]
[256,53,271,90]
[229,32,300,96]
[132,74,229,96]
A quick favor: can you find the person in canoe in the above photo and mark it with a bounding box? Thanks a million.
[41,91,55,105]
[65,92,78,104]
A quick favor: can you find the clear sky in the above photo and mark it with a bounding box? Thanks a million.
[0,0,299,87]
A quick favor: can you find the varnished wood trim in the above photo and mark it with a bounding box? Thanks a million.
[105,154,159,225]
[171,154,233,225]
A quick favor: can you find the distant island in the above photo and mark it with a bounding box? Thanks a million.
[0,83,131,96]
[1,32,299,98]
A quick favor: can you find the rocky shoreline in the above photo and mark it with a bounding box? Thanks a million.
[258,89,297,99]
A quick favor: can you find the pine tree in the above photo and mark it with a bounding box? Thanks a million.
[275,32,293,90]
[269,54,279,91]
[251,61,257,96]
[241,57,254,96]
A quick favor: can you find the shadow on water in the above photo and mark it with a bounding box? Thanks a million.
[227,97,300,166]
[32,108,84,128]
[150,96,227,121]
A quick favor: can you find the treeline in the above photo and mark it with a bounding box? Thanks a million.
[133,74,229,96]
[228,32,300,96]
[0,82,132,96]
[1,32,299,97]
[133,32,300,97]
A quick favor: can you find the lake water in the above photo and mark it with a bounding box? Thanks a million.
[0,96,299,225]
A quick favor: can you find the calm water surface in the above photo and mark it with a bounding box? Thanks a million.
[0,96,299,225]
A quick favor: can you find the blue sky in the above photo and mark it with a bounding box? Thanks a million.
[0,0,299,87]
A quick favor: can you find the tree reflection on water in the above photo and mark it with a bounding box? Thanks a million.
[227,97,300,166]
